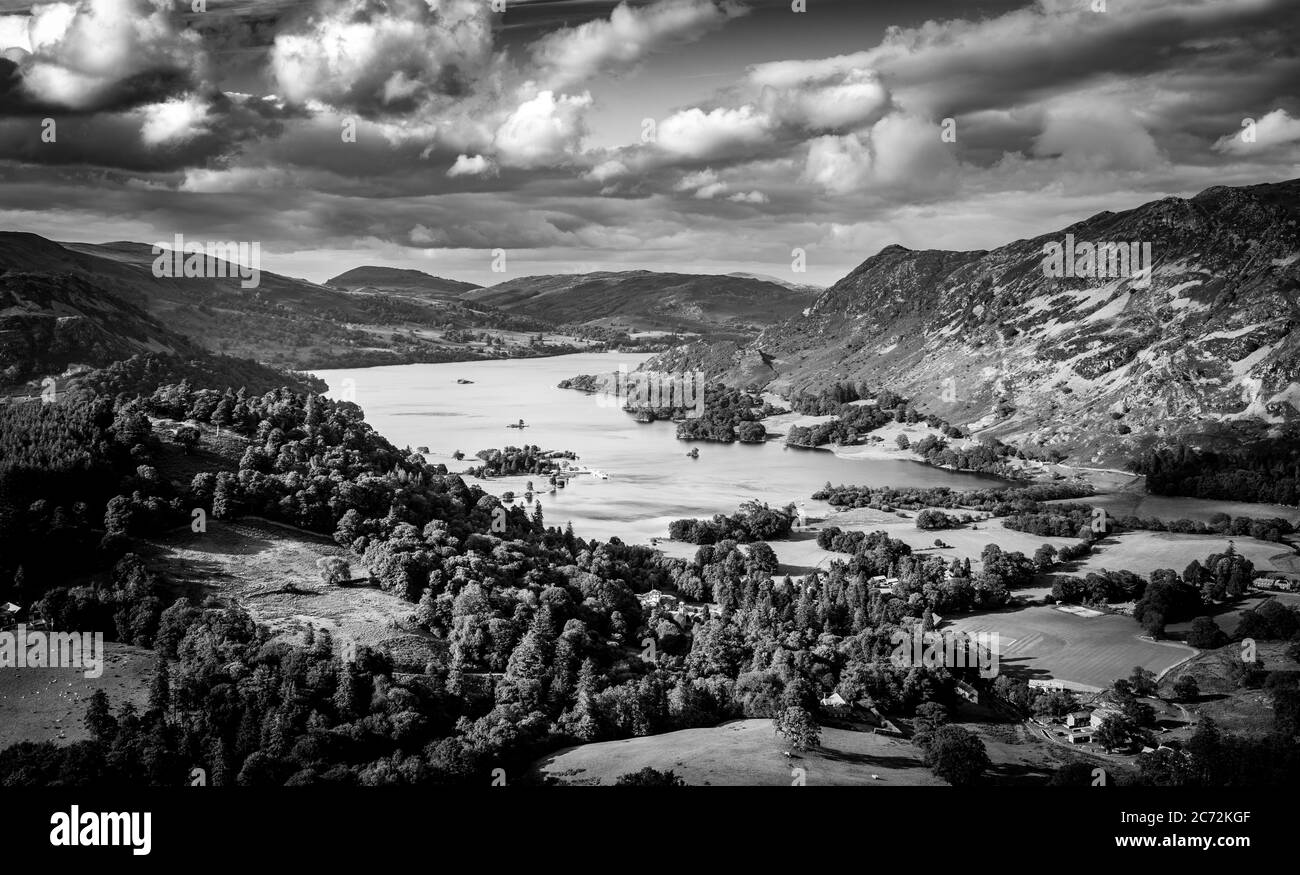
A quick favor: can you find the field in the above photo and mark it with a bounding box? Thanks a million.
[533,715,1084,786]
[1067,530,1296,578]
[147,519,440,671]
[945,605,1195,691]
[0,642,155,749]
[1158,639,1300,738]
[534,718,946,786]
[1060,490,1300,526]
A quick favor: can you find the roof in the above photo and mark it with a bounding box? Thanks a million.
[0,602,20,613]
[820,692,848,707]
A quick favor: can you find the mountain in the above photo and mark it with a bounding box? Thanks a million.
[0,269,193,385]
[656,178,1300,464]
[326,265,479,299]
[726,271,823,294]
[464,270,813,338]
[0,234,560,370]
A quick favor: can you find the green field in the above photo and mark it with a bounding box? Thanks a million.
[945,605,1194,691]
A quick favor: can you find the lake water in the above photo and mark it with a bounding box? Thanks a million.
[313,353,1010,543]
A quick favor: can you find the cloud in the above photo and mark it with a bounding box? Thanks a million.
[1031,100,1163,170]
[802,113,957,195]
[1214,108,1300,155]
[586,159,629,183]
[728,190,767,204]
[268,0,493,115]
[447,153,497,178]
[531,0,744,90]
[656,104,774,160]
[1,0,200,112]
[139,95,213,147]
[493,90,593,168]
[747,57,892,132]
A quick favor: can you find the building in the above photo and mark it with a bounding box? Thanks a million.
[868,575,899,591]
[1029,678,1066,693]
[0,601,21,628]
[1064,710,1092,728]
[639,589,679,610]
[1066,729,1092,744]
[955,681,980,704]
[820,692,848,711]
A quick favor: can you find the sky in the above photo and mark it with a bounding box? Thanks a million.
[0,0,1297,288]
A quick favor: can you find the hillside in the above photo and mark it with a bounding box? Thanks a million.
[659,179,1300,464]
[465,270,814,339]
[0,270,195,386]
[326,265,480,299]
[0,234,576,370]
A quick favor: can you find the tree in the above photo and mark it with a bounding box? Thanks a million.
[148,655,170,713]
[774,705,820,751]
[84,689,115,742]
[316,556,351,586]
[921,725,989,786]
[173,425,201,454]
[1128,666,1158,698]
[1094,714,1131,751]
[614,767,686,786]
[1172,675,1199,701]
[914,701,950,735]
[1187,616,1226,649]
[895,434,910,450]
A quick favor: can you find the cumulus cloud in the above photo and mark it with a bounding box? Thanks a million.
[532,0,744,91]
[728,190,767,204]
[657,104,774,160]
[1214,108,1300,155]
[268,0,493,115]
[1031,100,1163,170]
[586,159,629,183]
[747,57,892,132]
[139,95,213,147]
[493,90,593,168]
[802,113,957,195]
[1,0,200,112]
[447,153,497,178]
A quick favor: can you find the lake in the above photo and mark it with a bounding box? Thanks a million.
[313,353,1010,543]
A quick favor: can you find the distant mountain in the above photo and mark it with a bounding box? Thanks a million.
[465,270,811,338]
[655,178,1300,464]
[327,265,479,299]
[0,234,558,371]
[725,271,822,294]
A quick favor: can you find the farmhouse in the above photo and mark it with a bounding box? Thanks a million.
[639,589,679,610]
[868,575,900,591]
[1064,710,1092,728]
[0,601,22,629]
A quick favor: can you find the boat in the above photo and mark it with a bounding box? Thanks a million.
[687,448,699,459]
[507,418,528,429]
[590,469,609,479]
[456,379,474,384]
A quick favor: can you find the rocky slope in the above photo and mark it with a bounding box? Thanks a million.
[656,178,1300,464]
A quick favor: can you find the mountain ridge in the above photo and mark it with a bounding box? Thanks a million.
[652,178,1300,464]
